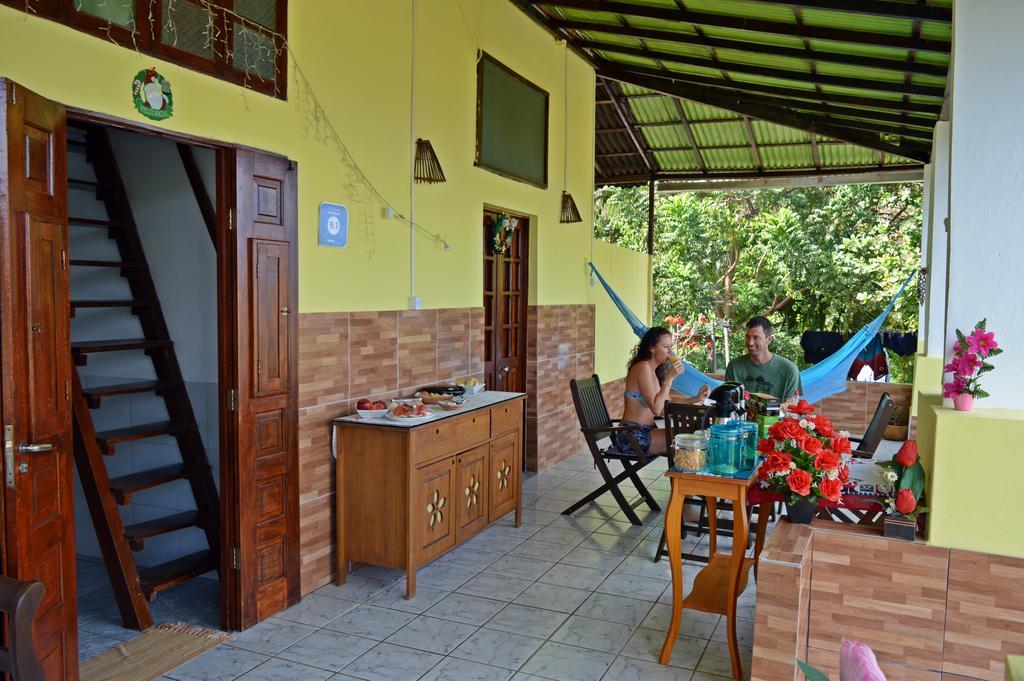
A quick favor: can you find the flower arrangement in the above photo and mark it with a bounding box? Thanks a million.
[492,214,518,255]
[942,319,1001,410]
[756,399,852,519]
[877,440,928,521]
[662,313,715,364]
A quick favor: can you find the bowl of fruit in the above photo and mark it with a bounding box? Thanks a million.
[355,399,389,420]
[386,400,434,424]
[456,377,484,394]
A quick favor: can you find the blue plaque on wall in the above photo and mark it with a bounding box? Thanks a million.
[318,202,348,248]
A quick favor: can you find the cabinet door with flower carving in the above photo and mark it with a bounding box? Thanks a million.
[455,446,489,542]
[488,432,519,522]
[415,458,456,565]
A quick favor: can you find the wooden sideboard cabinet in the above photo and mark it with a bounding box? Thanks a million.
[334,392,525,597]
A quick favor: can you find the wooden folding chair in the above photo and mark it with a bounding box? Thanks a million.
[562,375,663,526]
[0,576,45,681]
[851,392,895,458]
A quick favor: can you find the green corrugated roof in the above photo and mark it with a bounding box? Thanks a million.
[526,0,948,183]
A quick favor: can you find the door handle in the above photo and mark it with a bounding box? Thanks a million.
[502,366,510,373]
[19,442,52,453]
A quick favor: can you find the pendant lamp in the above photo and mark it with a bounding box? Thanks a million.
[559,43,582,223]
[414,138,446,184]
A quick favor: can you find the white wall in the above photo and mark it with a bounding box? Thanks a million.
[69,126,219,569]
[946,1,1024,409]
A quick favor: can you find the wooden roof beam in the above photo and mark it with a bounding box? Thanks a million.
[598,165,923,186]
[599,78,655,171]
[582,41,944,98]
[745,0,950,23]
[605,61,941,114]
[672,98,707,173]
[742,116,764,172]
[600,66,931,162]
[536,1,951,53]
[552,20,948,78]
[810,133,822,170]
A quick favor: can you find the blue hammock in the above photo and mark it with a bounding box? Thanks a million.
[589,263,915,404]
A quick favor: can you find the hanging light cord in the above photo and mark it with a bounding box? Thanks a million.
[563,42,569,191]
[410,0,417,302]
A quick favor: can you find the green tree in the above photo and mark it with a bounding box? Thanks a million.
[592,183,922,381]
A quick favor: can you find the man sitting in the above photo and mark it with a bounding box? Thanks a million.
[726,315,802,399]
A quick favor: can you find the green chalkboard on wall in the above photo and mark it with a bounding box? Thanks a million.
[476,52,549,188]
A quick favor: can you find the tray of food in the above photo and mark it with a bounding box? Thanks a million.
[437,396,466,411]
[386,401,435,424]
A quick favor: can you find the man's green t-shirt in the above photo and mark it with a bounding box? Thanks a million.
[725,354,802,399]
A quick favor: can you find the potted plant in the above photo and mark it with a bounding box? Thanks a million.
[756,399,852,523]
[942,319,1002,412]
[883,404,908,441]
[877,440,928,541]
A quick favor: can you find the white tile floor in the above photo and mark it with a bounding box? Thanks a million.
[80,440,905,680]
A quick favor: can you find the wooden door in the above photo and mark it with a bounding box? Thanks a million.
[488,431,518,522]
[455,445,488,542]
[225,149,299,630]
[415,457,456,565]
[0,79,78,680]
[483,211,528,392]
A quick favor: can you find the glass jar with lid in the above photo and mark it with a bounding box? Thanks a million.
[708,424,743,475]
[672,433,706,471]
[728,419,760,470]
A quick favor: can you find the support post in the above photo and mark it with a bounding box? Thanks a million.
[647,177,655,323]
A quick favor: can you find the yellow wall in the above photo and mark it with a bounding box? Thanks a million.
[923,402,1024,559]
[590,240,650,382]
[911,354,944,416]
[0,0,596,314]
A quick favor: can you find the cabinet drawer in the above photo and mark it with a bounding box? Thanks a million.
[490,399,523,437]
[413,411,491,467]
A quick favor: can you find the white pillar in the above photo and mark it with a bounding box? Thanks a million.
[918,162,931,343]
[925,122,950,359]
[946,1,1024,409]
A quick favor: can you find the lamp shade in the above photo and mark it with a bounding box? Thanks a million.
[560,190,582,223]
[414,138,446,184]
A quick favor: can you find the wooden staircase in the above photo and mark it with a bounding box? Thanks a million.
[68,122,220,631]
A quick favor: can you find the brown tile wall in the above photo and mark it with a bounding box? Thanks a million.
[296,308,486,594]
[817,381,913,435]
[752,522,1024,681]
[524,304,600,471]
[751,522,812,681]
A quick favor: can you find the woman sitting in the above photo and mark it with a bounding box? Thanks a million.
[616,326,710,456]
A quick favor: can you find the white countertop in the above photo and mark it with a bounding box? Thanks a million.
[332,391,526,429]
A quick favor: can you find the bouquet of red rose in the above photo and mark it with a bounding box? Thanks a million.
[756,399,852,506]
[877,440,928,520]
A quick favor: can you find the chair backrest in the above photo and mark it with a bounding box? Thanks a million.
[859,392,895,455]
[663,402,708,452]
[0,576,45,681]
[570,375,614,443]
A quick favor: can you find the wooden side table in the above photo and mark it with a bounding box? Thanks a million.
[658,468,771,680]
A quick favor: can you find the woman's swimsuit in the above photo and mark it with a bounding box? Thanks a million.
[616,390,653,454]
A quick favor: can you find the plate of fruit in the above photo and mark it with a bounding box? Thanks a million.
[386,401,434,424]
[355,399,389,419]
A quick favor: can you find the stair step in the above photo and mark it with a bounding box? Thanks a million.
[72,338,171,365]
[81,380,178,408]
[70,259,141,269]
[68,216,130,229]
[69,178,112,192]
[139,550,217,600]
[124,511,203,551]
[95,421,187,455]
[108,464,196,505]
[70,300,153,317]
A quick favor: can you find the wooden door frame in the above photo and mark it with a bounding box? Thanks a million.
[56,107,296,631]
[482,205,530,395]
